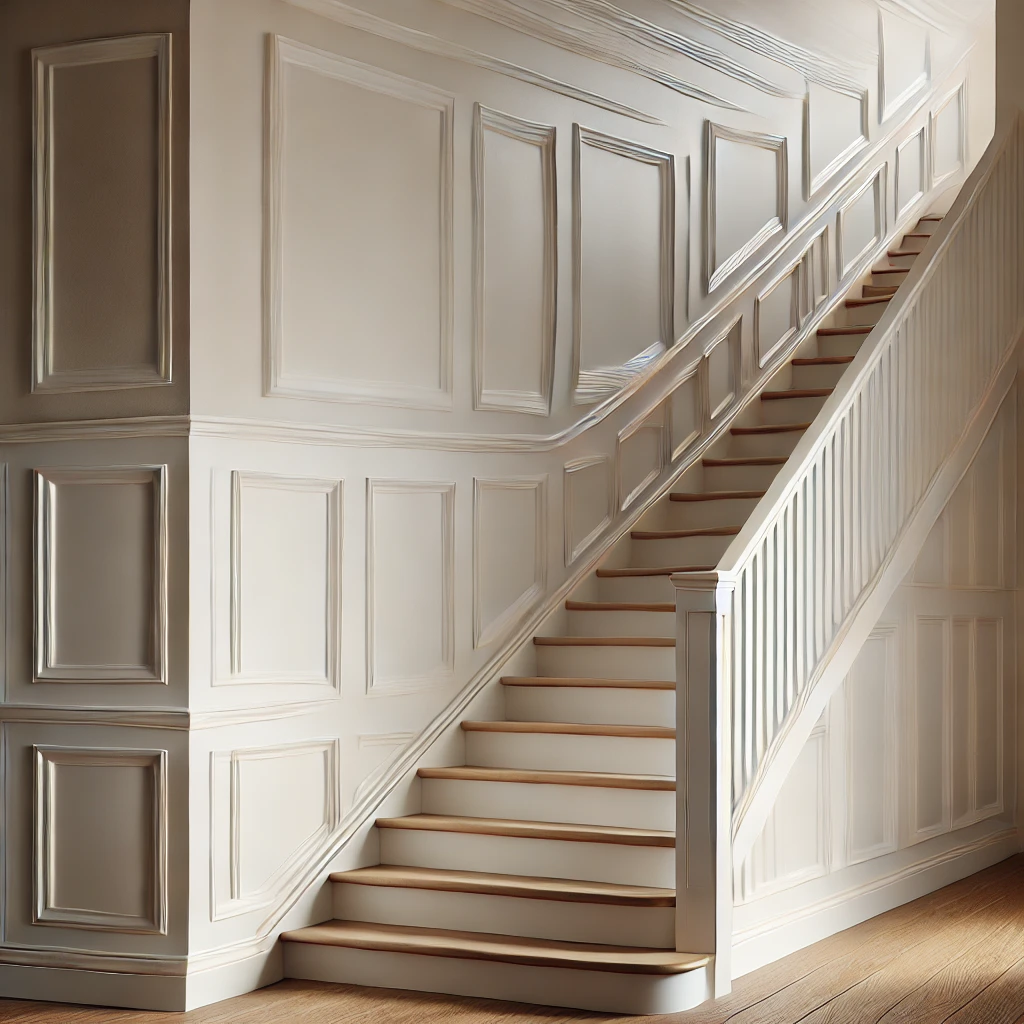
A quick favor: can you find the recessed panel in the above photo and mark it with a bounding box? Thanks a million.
[564,457,611,564]
[879,10,929,121]
[974,619,1001,812]
[838,170,884,279]
[772,733,827,883]
[670,369,703,460]
[755,263,799,368]
[367,481,455,691]
[474,478,546,647]
[932,87,964,184]
[474,107,555,415]
[951,619,971,824]
[914,617,947,835]
[618,409,666,511]
[707,318,740,419]
[32,35,171,391]
[805,82,867,197]
[896,128,926,218]
[267,38,453,408]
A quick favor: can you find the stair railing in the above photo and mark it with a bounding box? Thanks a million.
[672,114,1024,995]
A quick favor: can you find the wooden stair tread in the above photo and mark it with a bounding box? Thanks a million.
[817,325,872,336]
[862,285,899,297]
[888,248,923,257]
[281,921,708,975]
[596,564,715,577]
[670,489,765,501]
[533,635,674,647]
[903,231,932,238]
[631,526,739,539]
[872,266,909,275]
[565,600,674,612]
[731,422,810,435]
[845,294,891,307]
[791,355,854,366]
[760,387,833,400]
[702,455,787,466]
[328,865,677,907]
[501,676,674,690]
[374,814,676,847]
[417,765,676,792]
[460,721,675,738]
[919,215,943,221]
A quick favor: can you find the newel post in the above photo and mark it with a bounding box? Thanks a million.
[671,569,736,998]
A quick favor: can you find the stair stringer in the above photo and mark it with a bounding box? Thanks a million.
[730,337,1023,870]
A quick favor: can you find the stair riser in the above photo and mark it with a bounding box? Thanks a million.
[284,944,710,1015]
[887,252,920,269]
[816,334,866,359]
[913,220,940,235]
[464,730,675,775]
[702,463,784,491]
[871,268,909,287]
[759,395,828,425]
[727,429,806,459]
[533,644,675,681]
[595,574,676,603]
[790,362,850,390]
[840,300,889,327]
[505,684,674,728]
[379,827,675,887]
[664,496,761,529]
[332,883,676,948]
[420,777,675,830]
[629,532,733,568]
[565,608,675,638]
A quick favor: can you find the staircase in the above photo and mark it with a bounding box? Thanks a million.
[279,216,945,1014]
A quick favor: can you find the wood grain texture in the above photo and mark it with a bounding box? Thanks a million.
[669,489,767,501]
[500,676,674,689]
[563,600,675,611]
[459,721,675,737]
[730,422,811,434]
[531,635,675,646]
[631,526,740,539]
[417,765,676,790]
[596,564,716,576]
[702,456,789,466]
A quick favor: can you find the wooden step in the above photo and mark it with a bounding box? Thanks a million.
[282,921,707,975]
[501,677,674,690]
[328,865,677,907]
[669,489,765,501]
[731,422,810,435]
[417,766,676,792]
[533,636,674,647]
[817,325,872,336]
[460,721,675,739]
[702,455,787,467]
[862,285,899,297]
[596,564,715,577]
[902,232,931,239]
[872,266,909,275]
[919,215,943,221]
[631,526,739,540]
[845,295,891,307]
[565,600,674,613]
[374,814,676,848]
[760,388,833,401]
[791,355,854,366]
[887,248,922,257]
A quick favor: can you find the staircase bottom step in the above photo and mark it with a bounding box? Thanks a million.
[283,921,710,1015]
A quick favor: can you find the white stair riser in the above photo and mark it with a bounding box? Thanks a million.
[790,362,849,390]
[505,684,674,727]
[664,496,761,529]
[595,574,676,603]
[629,532,733,568]
[332,883,675,948]
[379,827,675,887]
[565,608,675,638]
[283,944,709,1016]
[759,394,828,425]
[726,429,805,459]
[840,300,888,327]
[420,777,675,830]
[913,220,939,235]
[816,334,867,359]
[534,643,674,680]
[702,463,783,491]
[464,730,675,775]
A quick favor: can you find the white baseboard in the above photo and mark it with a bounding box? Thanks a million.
[0,963,187,1012]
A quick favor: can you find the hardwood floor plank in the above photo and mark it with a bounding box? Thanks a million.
[943,956,1024,1024]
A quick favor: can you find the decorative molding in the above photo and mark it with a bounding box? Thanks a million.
[704,315,742,420]
[616,404,668,512]
[836,164,887,281]
[472,105,557,416]
[803,82,870,201]
[34,465,168,684]
[704,121,788,294]
[263,35,455,410]
[31,34,173,393]
[669,361,705,460]
[472,476,548,648]
[33,745,168,933]
[365,479,456,694]
[878,8,931,123]
[353,731,416,804]
[754,255,802,370]
[895,125,929,220]
[572,125,675,404]
[211,739,340,921]
[279,0,663,124]
[563,455,612,565]
[224,471,342,688]
[930,81,967,188]
[807,225,831,316]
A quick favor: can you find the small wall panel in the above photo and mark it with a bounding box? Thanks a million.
[226,472,341,687]
[352,732,415,808]
[755,260,800,369]
[32,35,172,393]
[572,126,674,402]
[34,745,167,933]
[670,365,703,460]
[366,480,455,692]
[837,167,885,281]
[974,618,1002,813]
[564,456,612,565]
[473,477,547,647]
[931,84,966,186]
[706,317,741,420]
[879,9,930,122]
[34,466,167,684]
[912,616,949,839]
[265,36,454,409]
[617,406,667,512]
[473,105,556,415]
[896,127,927,220]
[803,81,868,199]
[951,618,972,825]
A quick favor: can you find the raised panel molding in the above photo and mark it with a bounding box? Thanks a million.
[34,466,168,684]
[366,480,455,693]
[802,80,869,200]
[211,739,340,920]
[754,256,801,369]
[704,121,788,294]
[572,125,675,404]
[32,34,173,393]
[224,472,341,687]
[616,405,667,512]
[705,316,741,420]
[263,35,455,410]
[837,165,886,282]
[472,105,556,416]
[910,615,951,843]
[669,363,704,460]
[895,126,929,220]
[931,82,967,188]
[353,732,416,807]
[33,745,168,933]
[878,9,931,123]
[563,456,612,565]
[473,477,548,648]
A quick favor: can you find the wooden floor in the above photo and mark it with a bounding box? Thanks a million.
[5,854,1024,1023]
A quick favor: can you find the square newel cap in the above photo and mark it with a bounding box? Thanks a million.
[670,569,736,613]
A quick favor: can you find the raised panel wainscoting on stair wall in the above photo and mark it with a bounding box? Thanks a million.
[0,0,1019,1016]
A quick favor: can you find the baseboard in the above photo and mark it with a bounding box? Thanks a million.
[184,944,283,1011]
[0,963,187,1012]
[731,822,1020,978]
